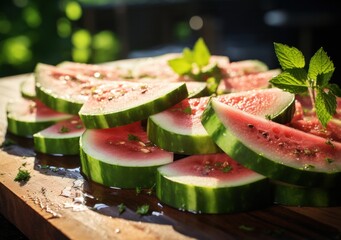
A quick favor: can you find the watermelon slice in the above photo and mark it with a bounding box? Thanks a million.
[148,88,295,155]
[33,116,84,155]
[221,69,281,93]
[6,99,73,137]
[79,81,188,129]
[80,121,173,188]
[156,153,271,213]
[227,59,268,78]
[35,63,111,114]
[272,181,341,207]
[201,99,341,188]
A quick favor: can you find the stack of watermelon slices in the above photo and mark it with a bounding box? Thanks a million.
[5,54,341,214]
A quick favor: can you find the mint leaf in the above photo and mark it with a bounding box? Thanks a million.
[128,134,140,142]
[274,42,305,70]
[286,68,307,82]
[269,71,308,93]
[206,77,220,95]
[329,83,341,97]
[117,203,126,214]
[315,89,337,127]
[308,47,334,86]
[136,204,149,215]
[182,47,193,62]
[193,37,210,68]
[168,58,192,75]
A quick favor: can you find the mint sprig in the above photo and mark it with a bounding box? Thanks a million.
[270,42,341,127]
[168,38,223,94]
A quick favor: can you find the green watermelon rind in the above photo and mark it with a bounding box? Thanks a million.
[272,181,341,207]
[6,101,73,137]
[34,135,81,155]
[79,83,189,129]
[80,146,168,189]
[35,85,83,115]
[185,82,210,98]
[6,117,62,138]
[201,99,341,188]
[147,118,221,155]
[156,155,272,214]
[33,130,82,155]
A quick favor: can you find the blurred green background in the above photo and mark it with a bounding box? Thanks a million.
[0,0,122,77]
[1,0,340,82]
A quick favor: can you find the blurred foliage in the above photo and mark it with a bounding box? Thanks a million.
[0,0,121,77]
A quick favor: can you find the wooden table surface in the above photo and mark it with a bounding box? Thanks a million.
[0,74,340,240]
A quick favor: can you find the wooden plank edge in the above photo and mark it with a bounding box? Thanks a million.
[0,150,193,240]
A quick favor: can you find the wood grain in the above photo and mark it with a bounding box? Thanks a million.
[0,74,340,240]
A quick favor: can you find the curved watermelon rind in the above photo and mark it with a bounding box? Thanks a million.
[33,133,81,155]
[35,84,83,115]
[80,146,164,189]
[201,99,341,188]
[272,181,341,207]
[6,117,59,138]
[267,94,296,124]
[157,172,271,213]
[79,83,189,129]
[147,117,221,155]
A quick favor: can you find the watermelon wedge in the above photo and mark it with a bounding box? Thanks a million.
[156,153,271,213]
[148,88,295,155]
[6,99,73,137]
[79,81,188,129]
[80,121,173,188]
[33,116,84,155]
[201,99,341,188]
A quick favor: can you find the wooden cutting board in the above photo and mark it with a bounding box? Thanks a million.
[0,74,340,240]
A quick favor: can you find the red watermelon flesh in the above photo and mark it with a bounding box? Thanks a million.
[82,122,172,166]
[37,116,84,136]
[221,69,281,93]
[7,99,73,120]
[289,96,341,143]
[163,153,263,185]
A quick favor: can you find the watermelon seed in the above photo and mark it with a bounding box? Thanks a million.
[303,164,315,170]
[59,126,70,133]
[325,139,335,148]
[93,72,103,79]
[247,124,254,128]
[28,102,36,114]
[140,148,151,153]
[261,131,269,139]
[325,158,334,164]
